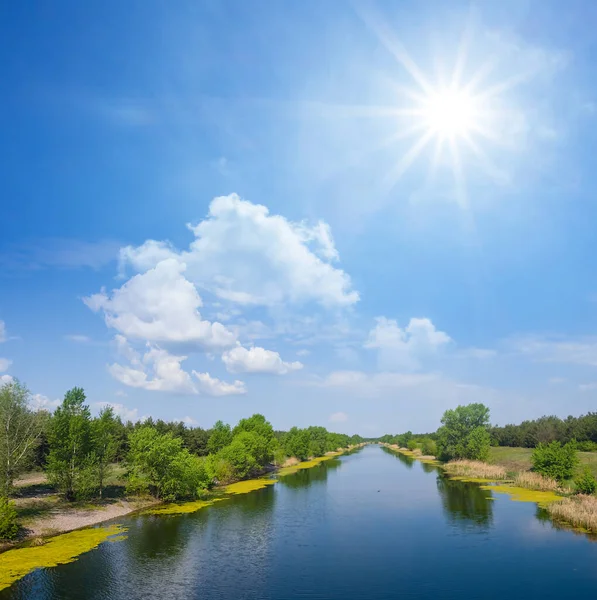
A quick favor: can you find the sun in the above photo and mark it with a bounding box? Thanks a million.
[421,88,478,140]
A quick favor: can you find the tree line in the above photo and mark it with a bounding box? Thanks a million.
[0,380,362,537]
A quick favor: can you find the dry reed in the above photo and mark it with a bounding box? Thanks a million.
[547,494,597,533]
[513,471,558,492]
[443,460,508,480]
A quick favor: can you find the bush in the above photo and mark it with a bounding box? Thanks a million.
[216,439,257,480]
[0,497,19,540]
[421,438,437,456]
[407,440,419,451]
[531,441,578,482]
[574,468,597,495]
[576,441,597,452]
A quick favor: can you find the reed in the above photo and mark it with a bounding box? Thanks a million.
[443,460,508,480]
[513,471,558,492]
[547,494,597,533]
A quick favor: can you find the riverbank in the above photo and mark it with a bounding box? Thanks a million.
[4,444,365,551]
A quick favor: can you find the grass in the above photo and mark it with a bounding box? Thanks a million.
[442,460,508,481]
[547,495,597,534]
[489,447,597,478]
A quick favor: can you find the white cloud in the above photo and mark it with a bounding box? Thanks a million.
[0,375,13,385]
[109,345,197,394]
[320,370,439,396]
[364,317,451,370]
[510,335,597,366]
[191,371,247,396]
[182,415,199,425]
[458,348,497,360]
[579,383,597,392]
[119,194,358,308]
[115,389,128,397]
[30,393,61,411]
[329,411,348,423]
[109,340,246,397]
[94,401,138,421]
[221,344,303,375]
[296,349,310,357]
[0,358,12,373]
[85,259,237,350]
[65,334,91,343]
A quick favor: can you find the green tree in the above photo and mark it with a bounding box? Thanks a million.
[207,420,232,454]
[233,431,271,468]
[91,406,119,498]
[0,496,18,540]
[465,427,491,461]
[127,426,209,501]
[0,380,45,496]
[531,441,578,482]
[47,387,92,500]
[574,467,597,495]
[282,427,311,461]
[214,439,257,479]
[437,403,491,461]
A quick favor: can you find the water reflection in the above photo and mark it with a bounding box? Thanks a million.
[436,475,494,531]
[278,459,341,489]
[381,447,415,469]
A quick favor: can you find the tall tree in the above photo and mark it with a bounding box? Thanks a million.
[0,380,44,495]
[47,387,92,500]
[91,406,119,498]
[207,420,232,454]
[437,403,491,461]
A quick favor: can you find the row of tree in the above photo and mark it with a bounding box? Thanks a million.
[0,380,362,505]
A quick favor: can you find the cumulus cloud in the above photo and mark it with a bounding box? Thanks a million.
[221,344,303,375]
[109,337,246,397]
[364,317,451,370]
[0,358,12,373]
[0,375,13,385]
[30,393,61,411]
[94,401,138,421]
[85,259,237,350]
[118,194,358,308]
[329,411,348,423]
[192,371,247,396]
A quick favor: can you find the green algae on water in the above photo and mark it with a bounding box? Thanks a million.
[144,497,225,515]
[277,455,337,477]
[480,483,561,508]
[225,478,277,494]
[0,524,127,592]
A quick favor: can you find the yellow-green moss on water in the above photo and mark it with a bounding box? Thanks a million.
[144,498,224,515]
[225,478,277,495]
[0,524,127,592]
[480,483,562,508]
[277,455,336,477]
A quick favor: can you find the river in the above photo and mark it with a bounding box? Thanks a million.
[3,445,597,599]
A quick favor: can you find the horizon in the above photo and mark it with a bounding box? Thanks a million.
[3,0,597,437]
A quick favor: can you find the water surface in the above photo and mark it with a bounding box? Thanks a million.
[3,446,597,599]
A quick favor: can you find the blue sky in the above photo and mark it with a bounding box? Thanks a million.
[2,0,597,436]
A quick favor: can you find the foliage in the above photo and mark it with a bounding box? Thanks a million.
[574,468,597,495]
[406,439,418,451]
[46,388,92,500]
[0,497,19,540]
[491,412,597,448]
[531,441,578,482]
[282,427,311,461]
[214,439,257,480]
[421,438,437,456]
[91,406,119,498]
[436,403,491,461]
[127,426,210,501]
[207,420,232,454]
[0,380,45,495]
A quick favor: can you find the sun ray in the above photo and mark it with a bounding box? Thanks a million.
[461,134,509,185]
[381,130,435,192]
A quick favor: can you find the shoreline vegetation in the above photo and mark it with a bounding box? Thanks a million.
[377,404,597,536]
[0,445,365,592]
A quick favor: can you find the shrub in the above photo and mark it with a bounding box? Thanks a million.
[574,468,597,495]
[0,497,19,540]
[531,441,578,482]
[421,438,437,456]
[576,441,597,452]
[407,440,419,451]
[216,439,257,480]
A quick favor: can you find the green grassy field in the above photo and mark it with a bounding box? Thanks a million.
[489,446,597,478]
